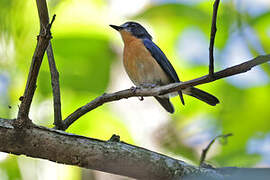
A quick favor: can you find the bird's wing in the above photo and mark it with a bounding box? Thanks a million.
[143,38,180,82]
[143,38,185,105]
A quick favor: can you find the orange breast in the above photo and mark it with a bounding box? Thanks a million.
[120,31,170,86]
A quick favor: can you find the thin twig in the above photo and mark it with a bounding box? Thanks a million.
[209,0,221,77]
[43,13,63,130]
[47,14,56,30]
[60,54,270,130]
[47,42,63,130]
[15,0,55,128]
[37,0,63,129]
[199,133,233,166]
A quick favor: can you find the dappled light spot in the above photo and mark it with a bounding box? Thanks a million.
[176,27,209,66]
[221,33,269,88]
[247,133,270,167]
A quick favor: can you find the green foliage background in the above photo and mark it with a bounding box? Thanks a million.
[0,0,270,179]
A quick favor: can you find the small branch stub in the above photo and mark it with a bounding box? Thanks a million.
[199,133,233,166]
[108,134,120,142]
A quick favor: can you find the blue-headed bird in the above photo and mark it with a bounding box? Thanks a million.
[110,22,219,113]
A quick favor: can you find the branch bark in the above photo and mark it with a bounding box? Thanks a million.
[0,118,221,180]
[1,118,270,180]
[62,54,270,130]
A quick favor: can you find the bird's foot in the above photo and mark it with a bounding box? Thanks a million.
[129,86,144,101]
[139,83,157,89]
[130,86,141,93]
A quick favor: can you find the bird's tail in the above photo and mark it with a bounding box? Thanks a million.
[184,87,219,106]
[154,96,174,113]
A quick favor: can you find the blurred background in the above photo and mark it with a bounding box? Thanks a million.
[0,0,270,179]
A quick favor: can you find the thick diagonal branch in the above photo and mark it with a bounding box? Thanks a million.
[16,32,52,126]
[61,54,270,130]
[16,0,57,128]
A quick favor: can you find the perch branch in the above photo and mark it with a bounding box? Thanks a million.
[61,54,270,130]
[209,0,220,76]
[16,0,55,127]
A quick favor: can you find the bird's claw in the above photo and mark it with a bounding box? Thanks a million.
[140,83,157,89]
[129,86,144,101]
[130,86,141,93]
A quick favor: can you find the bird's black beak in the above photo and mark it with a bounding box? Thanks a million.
[109,24,123,31]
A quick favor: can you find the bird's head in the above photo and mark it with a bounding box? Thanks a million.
[110,21,152,41]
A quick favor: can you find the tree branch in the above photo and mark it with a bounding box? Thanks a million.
[16,35,50,123]
[217,167,270,180]
[36,0,63,130]
[16,0,58,128]
[37,0,63,129]
[2,117,270,180]
[62,54,270,130]
[0,118,222,180]
[47,41,63,130]
[36,0,50,33]
[209,0,220,76]
[16,0,52,126]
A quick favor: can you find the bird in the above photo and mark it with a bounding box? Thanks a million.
[110,21,219,113]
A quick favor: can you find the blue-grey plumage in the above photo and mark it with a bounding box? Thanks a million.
[110,22,219,113]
